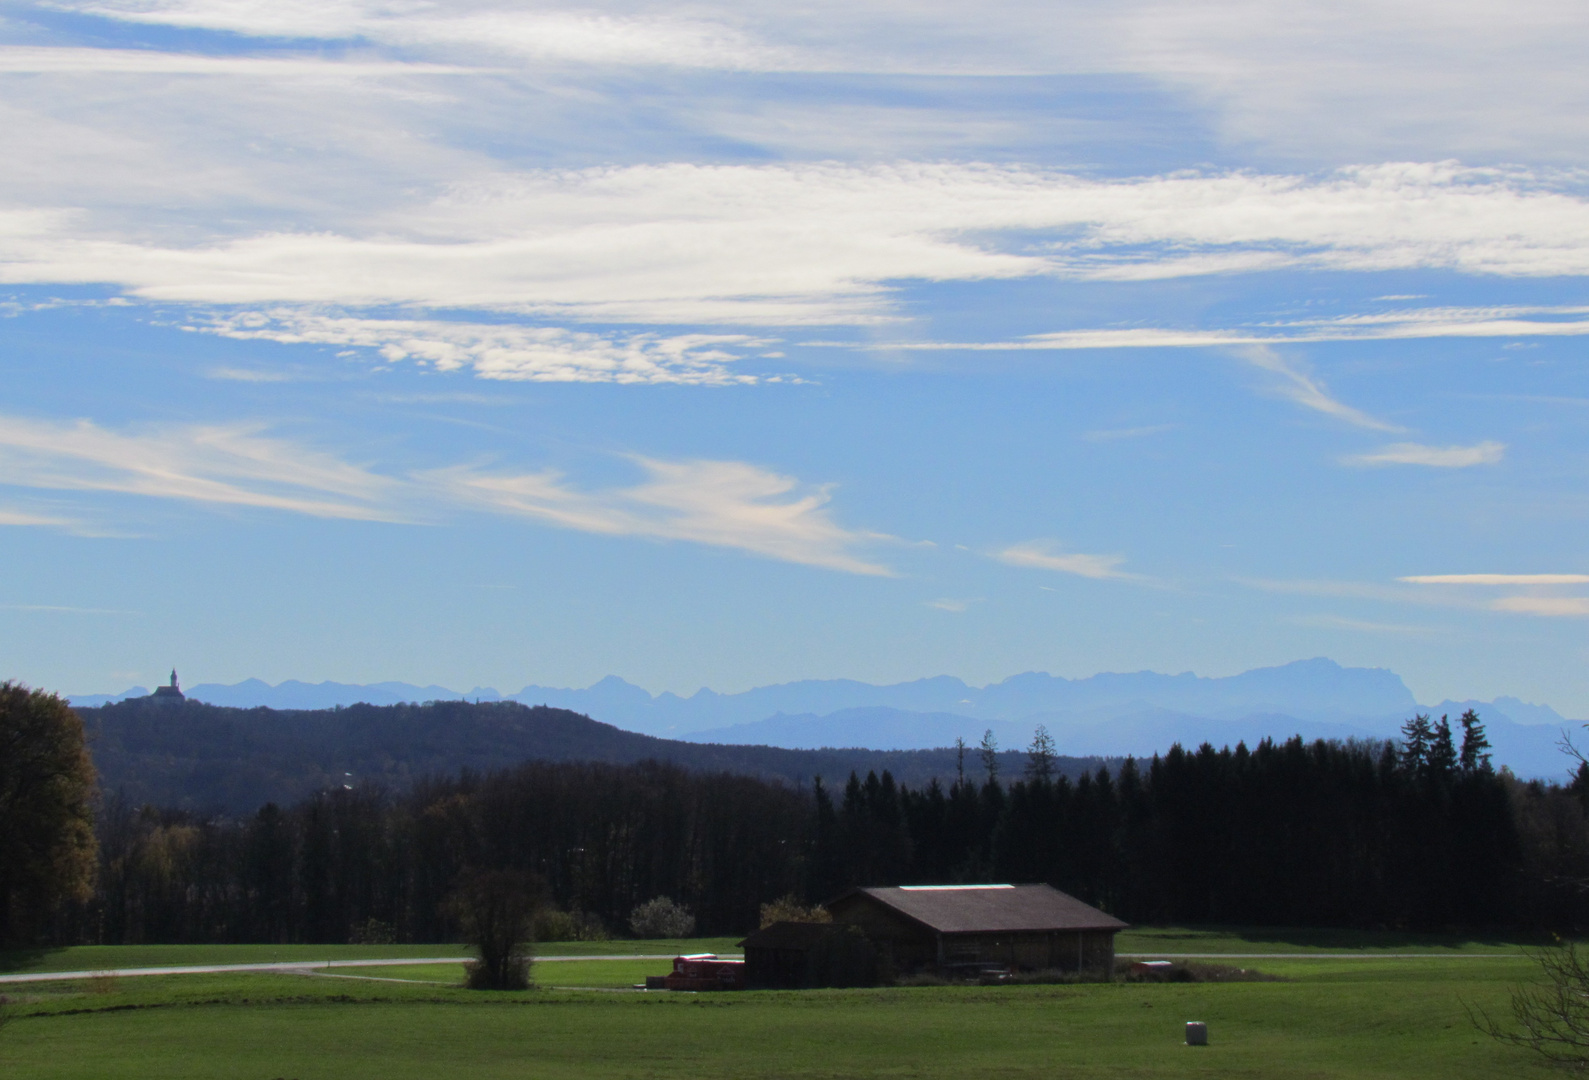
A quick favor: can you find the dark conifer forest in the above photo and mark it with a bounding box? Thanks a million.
[35,701,1589,946]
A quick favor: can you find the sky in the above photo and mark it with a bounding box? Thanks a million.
[4,0,1589,712]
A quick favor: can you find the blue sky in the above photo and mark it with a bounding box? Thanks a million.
[4,0,1589,711]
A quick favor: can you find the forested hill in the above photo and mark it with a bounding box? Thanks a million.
[78,697,1110,813]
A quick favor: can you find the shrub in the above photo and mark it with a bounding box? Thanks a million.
[534,908,610,942]
[629,896,695,938]
[759,894,831,929]
[349,917,397,945]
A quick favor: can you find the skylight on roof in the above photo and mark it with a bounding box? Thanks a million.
[898,884,1014,890]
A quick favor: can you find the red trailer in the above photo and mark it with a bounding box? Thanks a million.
[649,953,746,991]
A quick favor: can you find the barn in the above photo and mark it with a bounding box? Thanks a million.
[826,883,1125,975]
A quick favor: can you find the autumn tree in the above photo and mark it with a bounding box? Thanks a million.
[0,683,97,945]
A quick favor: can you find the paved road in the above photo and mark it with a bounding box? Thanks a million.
[1118,952,1523,960]
[0,953,739,986]
[2,950,1518,985]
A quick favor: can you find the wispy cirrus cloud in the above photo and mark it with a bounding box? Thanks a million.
[1342,441,1506,467]
[0,415,890,573]
[0,506,79,527]
[8,164,1589,325]
[1401,573,1589,585]
[426,457,894,575]
[1267,571,1589,618]
[1491,596,1589,617]
[994,540,1134,580]
[851,305,1589,352]
[0,47,483,77]
[0,415,402,520]
[1237,346,1398,431]
[193,311,773,385]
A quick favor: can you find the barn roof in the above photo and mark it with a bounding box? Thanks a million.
[830,884,1127,934]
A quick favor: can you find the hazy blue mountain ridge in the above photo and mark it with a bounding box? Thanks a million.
[65,658,1580,778]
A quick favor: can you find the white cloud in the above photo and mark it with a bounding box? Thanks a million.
[0,413,889,572]
[1286,614,1439,635]
[194,311,769,384]
[0,416,404,520]
[1491,596,1589,617]
[42,0,1589,169]
[1342,441,1505,467]
[1237,346,1398,431]
[926,597,978,612]
[0,506,78,527]
[1401,573,1589,585]
[856,305,1589,352]
[6,163,1589,325]
[0,47,482,77]
[995,540,1133,580]
[426,457,893,575]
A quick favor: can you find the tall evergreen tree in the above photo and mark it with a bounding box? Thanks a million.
[1400,714,1434,773]
[979,729,1000,785]
[1459,709,1493,772]
[1025,725,1056,783]
[1428,716,1459,778]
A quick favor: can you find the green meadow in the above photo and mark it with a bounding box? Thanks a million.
[0,931,1553,1079]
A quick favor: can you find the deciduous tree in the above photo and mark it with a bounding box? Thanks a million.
[0,683,97,945]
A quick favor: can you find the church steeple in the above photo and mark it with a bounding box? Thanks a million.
[151,668,186,703]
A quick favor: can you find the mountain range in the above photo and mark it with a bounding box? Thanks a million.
[76,697,1110,813]
[70,658,1584,780]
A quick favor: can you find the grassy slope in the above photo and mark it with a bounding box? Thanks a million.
[0,952,1542,1080]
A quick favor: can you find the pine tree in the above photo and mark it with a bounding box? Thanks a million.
[1026,724,1056,783]
[1400,714,1434,773]
[1458,709,1493,772]
[1428,715,1458,778]
[979,729,1000,784]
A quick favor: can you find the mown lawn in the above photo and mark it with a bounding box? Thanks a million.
[0,946,1548,1079]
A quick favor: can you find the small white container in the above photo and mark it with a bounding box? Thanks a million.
[1185,1022,1208,1046]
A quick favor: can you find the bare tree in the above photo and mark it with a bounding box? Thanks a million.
[1475,941,1589,1068]
[446,869,545,990]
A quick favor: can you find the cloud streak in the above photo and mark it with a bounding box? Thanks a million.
[1342,441,1506,467]
[1401,573,1589,585]
[0,416,890,572]
[849,305,1589,352]
[995,540,1134,580]
[427,458,893,575]
[0,416,402,520]
[7,164,1589,324]
[195,311,772,384]
[1237,346,1398,430]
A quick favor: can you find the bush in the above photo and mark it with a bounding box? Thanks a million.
[629,896,695,938]
[349,917,397,945]
[758,894,831,928]
[533,908,610,942]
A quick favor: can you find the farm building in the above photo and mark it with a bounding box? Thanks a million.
[742,883,1125,986]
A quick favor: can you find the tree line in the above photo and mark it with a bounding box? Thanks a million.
[9,682,1589,946]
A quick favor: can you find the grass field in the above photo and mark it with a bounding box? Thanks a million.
[0,930,1555,1079]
